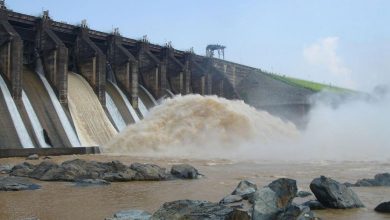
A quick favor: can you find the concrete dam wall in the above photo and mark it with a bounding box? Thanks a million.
[0,5,316,150]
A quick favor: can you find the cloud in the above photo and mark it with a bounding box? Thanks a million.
[303,37,355,88]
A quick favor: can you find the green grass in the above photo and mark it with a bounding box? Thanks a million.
[263,71,355,93]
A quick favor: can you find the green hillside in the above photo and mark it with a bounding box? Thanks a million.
[264,72,354,93]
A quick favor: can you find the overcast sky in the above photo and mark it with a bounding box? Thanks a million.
[7,0,390,91]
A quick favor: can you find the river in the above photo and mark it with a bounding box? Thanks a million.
[0,155,389,220]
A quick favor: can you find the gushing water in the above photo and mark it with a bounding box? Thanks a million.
[109,82,140,122]
[35,60,81,147]
[140,84,158,106]
[138,97,148,117]
[104,94,298,158]
[0,74,33,148]
[68,73,117,146]
[21,90,50,148]
[105,92,126,131]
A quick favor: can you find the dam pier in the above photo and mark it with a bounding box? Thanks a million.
[0,2,313,153]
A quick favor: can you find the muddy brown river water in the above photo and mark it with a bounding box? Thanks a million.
[0,155,389,220]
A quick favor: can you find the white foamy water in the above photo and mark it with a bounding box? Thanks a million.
[104,94,298,157]
[68,73,117,146]
[138,97,149,117]
[110,82,140,122]
[140,84,158,105]
[105,92,126,131]
[35,61,81,147]
[21,90,50,148]
[0,74,33,148]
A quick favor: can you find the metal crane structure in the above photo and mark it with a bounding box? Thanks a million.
[206,44,226,59]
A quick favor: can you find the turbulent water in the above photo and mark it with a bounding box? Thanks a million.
[104,94,298,157]
[68,73,117,146]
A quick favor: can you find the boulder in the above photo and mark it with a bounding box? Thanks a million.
[232,180,257,199]
[374,173,390,186]
[343,182,354,187]
[354,178,379,187]
[220,195,243,205]
[131,163,167,181]
[151,200,250,220]
[0,176,41,191]
[102,170,137,182]
[28,161,60,180]
[353,173,390,187]
[10,159,188,182]
[252,178,300,220]
[0,164,12,174]
[170,164,199,179]
[26,154,39,160]
[310,176,364,208]
[106,210,152,220]
[276,204,316,220]
[268,178,298,208]
[301,200,326,210]
[252,187,281,220]
[375,201,390,213]
[297,191,312,198]
[74,179,110,186]
[10,162,36,177]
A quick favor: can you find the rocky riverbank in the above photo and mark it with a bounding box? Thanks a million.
[0,155,389,220]
[105,176,376,220]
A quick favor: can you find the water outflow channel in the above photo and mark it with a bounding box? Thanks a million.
[105,91,127,131]
[67,72,117,146]
[138,85,158,117]
[0,74,33,148]
[21,90,50,148]
[25,62,80,147]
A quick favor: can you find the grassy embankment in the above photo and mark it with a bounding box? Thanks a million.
[264,71,355,93]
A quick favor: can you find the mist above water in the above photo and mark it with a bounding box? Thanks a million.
[104,89,389,161]
[298,88,390,161]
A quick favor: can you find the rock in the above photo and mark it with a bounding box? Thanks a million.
[268,178,298,208]
[232,180,257,200]
[102,170,137,182]
[301,200,326,210]
[343,182,354,187]
[0,164,12,174]
[277,204,316,220]
[131,163,167,181]
[43,156,52,160]
[252,178,299,220]
[10,162,36,177]
[74,179,110,186]
[220,194,243,204]
[28,161,60,180]
[0,176,41,191]
[374,173,390,186]
[170,164,199,179]
[10,159,182,182]
[26,154,39,160]
[310,176,364,208]
[375,201,390,213]
[354,178,379,187]
[106,210,152,220]
[353,173,390,187]
[151,200,250,220]
[252,187,281,220]
[297,191,312,198]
